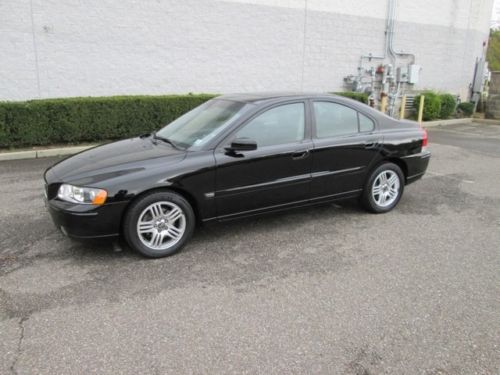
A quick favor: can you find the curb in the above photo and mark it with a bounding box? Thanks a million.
[422,118,472,128]
[0,145,97,162]
[471,118,500,126]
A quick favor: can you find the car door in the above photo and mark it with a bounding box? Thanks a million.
[309,100,382,200]
[214,101,313,218]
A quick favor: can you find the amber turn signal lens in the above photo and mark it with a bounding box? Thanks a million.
[92,190,108,205]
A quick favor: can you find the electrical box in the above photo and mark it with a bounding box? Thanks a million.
[472,58,487,93]
[408,64,421,85]
[396,66,408,83]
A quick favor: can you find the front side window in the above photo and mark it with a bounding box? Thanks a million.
[235,103,305,147]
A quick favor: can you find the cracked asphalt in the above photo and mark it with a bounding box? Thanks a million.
[0,122,499,374]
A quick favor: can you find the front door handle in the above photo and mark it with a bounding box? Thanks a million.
[292,150,310,160]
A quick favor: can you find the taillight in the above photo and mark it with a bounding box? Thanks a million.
[422,128,428,149]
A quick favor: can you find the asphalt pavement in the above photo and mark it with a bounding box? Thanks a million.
[0,122,499,374]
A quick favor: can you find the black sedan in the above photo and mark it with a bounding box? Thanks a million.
[44,93,430,257]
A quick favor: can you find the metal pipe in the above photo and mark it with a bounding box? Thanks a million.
[388,81,400,117]
[387,0,416,64]
[357,0,394,70]
[359,54,385,66]
[358,0,416,70]
[386,0,395,63]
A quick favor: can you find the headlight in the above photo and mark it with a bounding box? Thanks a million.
[57,184,107,205]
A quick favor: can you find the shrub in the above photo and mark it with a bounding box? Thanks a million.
[413,91,441,121]
[0,94,216,149]
[457,102,474,117]
[439,93,457,119]
[333,92,369,104]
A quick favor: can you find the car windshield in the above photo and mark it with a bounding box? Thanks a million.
[155,99,247,149]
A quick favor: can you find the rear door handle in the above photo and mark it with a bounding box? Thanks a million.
[364,142,379,149]
[292,150,309,160]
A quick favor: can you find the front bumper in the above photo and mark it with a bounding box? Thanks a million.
[46,198,128,239]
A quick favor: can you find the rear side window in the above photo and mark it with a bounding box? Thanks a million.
[236,103,305,147]
[359,113,375,132]
[313,102,375,138]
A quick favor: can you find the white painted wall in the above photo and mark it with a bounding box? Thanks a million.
[0,0,494,101]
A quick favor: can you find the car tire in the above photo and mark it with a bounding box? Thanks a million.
[361,162,405,213]
[123,190,195,258]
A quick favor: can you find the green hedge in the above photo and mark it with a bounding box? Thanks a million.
[457,102,474,117]
[439,93,457,119]
[413,91,442,121]
[334,92,369,104]
[0,94,216,149]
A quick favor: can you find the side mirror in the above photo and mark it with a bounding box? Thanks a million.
[225,138,257,153]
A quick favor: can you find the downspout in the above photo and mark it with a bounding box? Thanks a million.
[386,0,395,65]
[386,0,416,117]
[387,0,416,64]
[356,0,394,91]
[358,0,394,68]
[358,0,415,72]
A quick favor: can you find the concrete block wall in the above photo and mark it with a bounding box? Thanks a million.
[0,0,494,101]
[486,71,500,118]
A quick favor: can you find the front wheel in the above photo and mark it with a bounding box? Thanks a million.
[361,162,404,213]
[123,191,195,258]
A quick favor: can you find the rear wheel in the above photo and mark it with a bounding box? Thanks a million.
[361,162,404,213]
[123,191,195,258]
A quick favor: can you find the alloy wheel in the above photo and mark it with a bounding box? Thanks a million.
[371,170,400,208]
[136,201,186,251]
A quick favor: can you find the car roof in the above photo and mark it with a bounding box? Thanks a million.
[216,92,338,104]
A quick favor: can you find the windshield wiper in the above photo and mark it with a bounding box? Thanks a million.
[153,133,181,149]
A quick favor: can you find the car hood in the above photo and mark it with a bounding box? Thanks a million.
[45,136,186,186]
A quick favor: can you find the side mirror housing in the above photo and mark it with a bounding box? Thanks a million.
[225,138,257,153]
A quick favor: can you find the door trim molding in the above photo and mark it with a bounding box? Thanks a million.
[215,173,311,197]
[311,166,363,178]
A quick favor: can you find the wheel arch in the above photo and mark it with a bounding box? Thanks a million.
[383,157,408,183]
[361,158,406,213]
[119,186,201,234]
